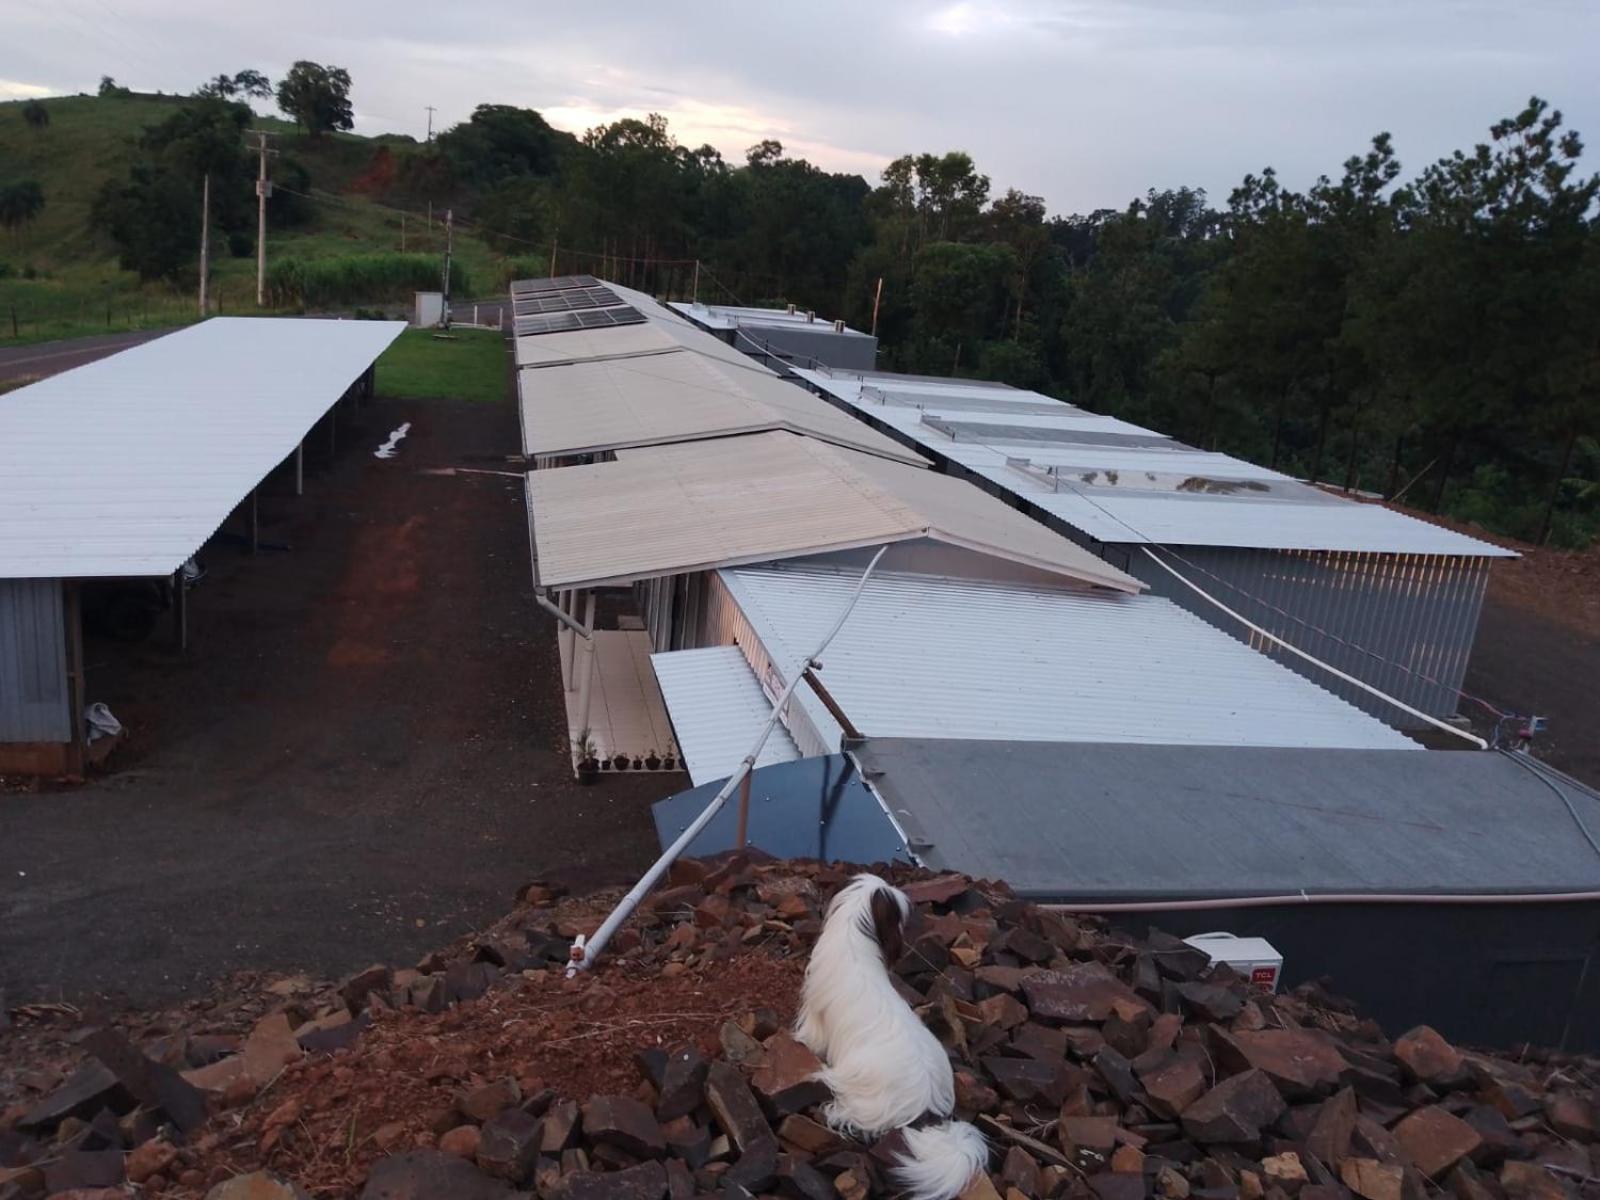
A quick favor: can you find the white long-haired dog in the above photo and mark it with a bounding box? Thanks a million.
[795,873,988,1200]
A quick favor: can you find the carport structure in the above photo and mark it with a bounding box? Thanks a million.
[0,317,405,774]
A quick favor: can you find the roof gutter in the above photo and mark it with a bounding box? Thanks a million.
[1042,889,1600,914]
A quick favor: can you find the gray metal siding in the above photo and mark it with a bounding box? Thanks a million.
[1122,547,1490,729]
[0,578,70,742]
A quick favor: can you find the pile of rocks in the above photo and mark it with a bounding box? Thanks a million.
[2,857,1597,1200]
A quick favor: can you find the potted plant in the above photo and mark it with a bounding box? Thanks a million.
[631,755,644,771]
[613,753,632,771]
[573,729,600,785]
[662,747,678,771]
[644,748,662,772]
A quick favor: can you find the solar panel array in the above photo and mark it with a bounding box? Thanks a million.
[508,275,649,339]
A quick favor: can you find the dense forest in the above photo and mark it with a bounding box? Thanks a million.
[26,71,1600,546]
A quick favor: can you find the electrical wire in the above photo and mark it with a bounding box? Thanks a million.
[1498,748,1600,862]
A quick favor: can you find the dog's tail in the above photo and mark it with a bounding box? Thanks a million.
[893,1119,989,1200]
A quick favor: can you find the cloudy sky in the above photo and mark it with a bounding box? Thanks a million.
[7,0,1598,213]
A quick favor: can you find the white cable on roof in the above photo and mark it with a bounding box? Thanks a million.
[1139,547,1488,749]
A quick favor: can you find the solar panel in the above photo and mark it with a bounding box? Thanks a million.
[575,306,645,329]
[512,287,623,316]
[510,274,601,296]
[514,312,585,336]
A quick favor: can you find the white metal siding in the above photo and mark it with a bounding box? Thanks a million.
[0,579,69,742]
[717,565,1419,752]
[649,647,802,785]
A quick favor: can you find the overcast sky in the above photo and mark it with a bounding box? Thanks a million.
[7,0,1598,214]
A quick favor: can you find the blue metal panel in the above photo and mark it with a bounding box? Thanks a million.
[0,578,69,742]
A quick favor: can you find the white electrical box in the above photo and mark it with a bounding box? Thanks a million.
[1183,932,1283,992]
[414,291,444,328]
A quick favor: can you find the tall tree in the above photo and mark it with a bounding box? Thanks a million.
[275,61,354,138]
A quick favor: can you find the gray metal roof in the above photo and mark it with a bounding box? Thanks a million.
[855,739,1600,900]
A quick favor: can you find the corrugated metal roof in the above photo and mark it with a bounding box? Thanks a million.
[649,646,801,785]
[518,348,926,465]
[523,431,1141,591]
[669,301,872,338]
[855,739,1600,899]
[798,368,1512,558]
[0,317,405,579]
[718,564,1419,751]
[1011,487,1519,554]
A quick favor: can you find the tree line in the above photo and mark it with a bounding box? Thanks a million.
[20,67,1600,545]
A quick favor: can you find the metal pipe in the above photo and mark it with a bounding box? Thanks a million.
[1139,547,1488,749]
[1043,889,1600,914]
[568,545,890,975]
[535,588,593,639]
[576,592,598,739]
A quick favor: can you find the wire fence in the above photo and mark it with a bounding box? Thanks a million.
[0,279,278,343]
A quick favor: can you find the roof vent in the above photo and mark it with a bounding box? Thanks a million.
[833,319,845,333]
[786,303,797,315]
[806,310,816,323]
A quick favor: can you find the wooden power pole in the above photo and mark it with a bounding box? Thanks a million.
[198,172,211,316]
[249,130,276,307]
[441,209,454,329]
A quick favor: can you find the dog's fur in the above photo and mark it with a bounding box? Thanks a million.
[795,874,988,1200]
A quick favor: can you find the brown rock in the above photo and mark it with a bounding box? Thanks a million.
[1142,1058,1207,1119]
[439,1126,481,1159]
[126,1139,179,1185]
[541,1100,580,1153]
[583,1096,664,1157]
[458,1078,521,1123]
[558,1162,669,1200]
[1110,1146,1146,1175]
[477,1110,544,1183]
[1061,1116,1119,1154]
[978,993,1030,1032]
[1158,1167,1192,1199]
[207,1172,314,1200]
[704,1061,776,1154]
[720,1021,765,1066]
[1262,1153,1309,1193]
[1542,1093,1596,1141]
[656,1045,708,1122]
[903,875,971,904]
[1392,1027,1464,1089]
[778,1115,843,1157]
[1002,1147,1042,1195]
[1023,963,1151,1023]
[751,1035,830,1116]
[339,964,392,1013]
[1498,1163,1569,1200]
[1213,1029,1347,1099]
[836,1168,870,1200]
[1393,1108,1482,1180]
[1340,1160,1404,1200]
[1181,1069,1286,1144]
[958,1173,1005,1200]
[1305,1087,1358,1165]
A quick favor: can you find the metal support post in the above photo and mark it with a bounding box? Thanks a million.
[294,441,303,496]
[559,589,575,691]
[735,772,752,849]
[172,569,187,652]
[575,592,598,737]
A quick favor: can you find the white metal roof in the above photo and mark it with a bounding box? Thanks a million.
[0,317,405,579]
[670,301,872,338]
[517,347,926,465]
[797,368,1512,558]
[522,431,1142,592]
[717,564,1420,752]
[649,646,801,784]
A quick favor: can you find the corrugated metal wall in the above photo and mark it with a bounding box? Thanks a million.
[0,578,70,742]
[688,571,833,757]
[1120,547,1490,729]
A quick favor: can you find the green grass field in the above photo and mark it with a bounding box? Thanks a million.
[0,93,505,344]
[375,328,508,403]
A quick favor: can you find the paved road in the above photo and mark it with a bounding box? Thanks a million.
[0,328,174,384]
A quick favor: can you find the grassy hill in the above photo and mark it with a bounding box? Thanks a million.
[0,92,509,341]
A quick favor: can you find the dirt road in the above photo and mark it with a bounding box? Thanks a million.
[0,387,673,1007]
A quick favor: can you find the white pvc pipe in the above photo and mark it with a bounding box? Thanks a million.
[1139,547,1488,750]
[576,592,598,740]
[568,545,890,974]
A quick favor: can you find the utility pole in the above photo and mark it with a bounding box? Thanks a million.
[692,259,700,303]
[198,172,211,316]
[425,105,436,143]
[870,276,883,337]
[441,208,453,330]
[249,130,276,307]
[549,235,557,277]
[401,213,406,252]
